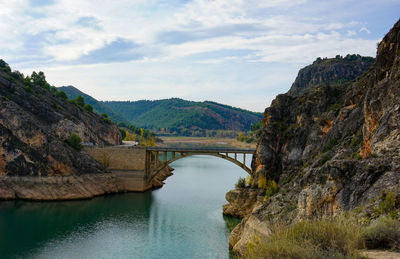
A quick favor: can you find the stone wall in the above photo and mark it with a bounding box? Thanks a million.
[84,146,146,171]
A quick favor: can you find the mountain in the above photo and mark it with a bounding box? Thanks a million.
[59,85,264,136]
[58,86,128,124]
[288,54,375,96]
[225,20,400,256]
[103,99,263,133]
[0,61,122,200]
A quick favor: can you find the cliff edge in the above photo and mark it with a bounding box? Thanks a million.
[226,19,400,255]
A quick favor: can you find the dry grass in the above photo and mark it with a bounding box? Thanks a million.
[246,218,364,259]
[363,216,400,251]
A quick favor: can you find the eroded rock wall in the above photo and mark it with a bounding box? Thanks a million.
[227,19,400,255]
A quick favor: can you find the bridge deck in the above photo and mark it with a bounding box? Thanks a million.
[146,147,255,153]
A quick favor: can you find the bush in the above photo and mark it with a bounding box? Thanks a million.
[24,86,33,92]
[258,174,267,189]
[84,104,93,112]
[264,180,278,201]
[65,134,83,151]
[363,216,400,250]
[319,153,332,166]
[56,91,68,101]
[246,218,363,258]
[377,192,396,215]
[246,175,254,186]
[235,177,246,189]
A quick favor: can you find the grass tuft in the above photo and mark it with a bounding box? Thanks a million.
[246,217,364,259]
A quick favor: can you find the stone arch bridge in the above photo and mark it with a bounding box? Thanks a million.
[85,146,255,192]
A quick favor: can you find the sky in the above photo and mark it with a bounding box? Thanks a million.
[0,0,399,112]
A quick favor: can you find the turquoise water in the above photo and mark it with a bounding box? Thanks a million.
[0,155,248,258]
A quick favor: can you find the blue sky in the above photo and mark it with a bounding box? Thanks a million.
[0,0,399,112]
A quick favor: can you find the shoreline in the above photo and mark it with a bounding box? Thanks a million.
[0,166,174,202]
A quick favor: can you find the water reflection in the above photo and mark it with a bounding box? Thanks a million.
[0,155,248,258]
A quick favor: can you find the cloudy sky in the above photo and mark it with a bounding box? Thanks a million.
[1,0,399,112]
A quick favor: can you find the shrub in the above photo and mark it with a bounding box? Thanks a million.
[24,86,33,92]
[319,153,332,166]
[363,216,400,250]
[56,91,68,101]
[350,131,363,149]
[377,192,396,215]
[65,134,83,151]
[75,95,85,107]
[84,104,93,112]
[246,175,254,186]
[264,180,278,201]
[258,174,267,189]
[246,218,363,259]
[324,137,338,151]
[235,177,246,189]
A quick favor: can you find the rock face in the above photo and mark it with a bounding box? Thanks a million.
[0,61,125,199]
[227,20,400,255]
[288,54,374,96]
[223,188,263,218]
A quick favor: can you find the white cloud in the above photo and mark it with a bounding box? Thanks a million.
[359,26,371,34]
[1,0,396,111]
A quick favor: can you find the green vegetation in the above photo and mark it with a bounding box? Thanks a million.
[319,153,333,166]
[101,113,111,124]
[235,177,246,189]
[56,91,68,101]
[264,180,278,201]
[64,134,83,151]
[84,104,93,112]
[324,137,338,151]
[350,130,363,149]
[363,216,400,250]
[59,86,263,137]
[376,192,397,216]
[237,121,262,143]
[58,86,128,123]
[118,122,156,147]
[24,86,32,92]
[101,98,263,137]
[246,217,364,259]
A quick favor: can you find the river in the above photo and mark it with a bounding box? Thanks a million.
[0,155,250,258]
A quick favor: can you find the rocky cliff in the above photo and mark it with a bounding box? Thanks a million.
[226,19,400,255]
[288,54,374,96]
[0,62,125,199]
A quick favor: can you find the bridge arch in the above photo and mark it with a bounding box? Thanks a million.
[145,148,254,180]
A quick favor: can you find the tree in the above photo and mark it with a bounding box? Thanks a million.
[75,95,85,107]
[56,91,68,101]
[84,104,93,112]
[31,71,49,89]
[65,134,83,151]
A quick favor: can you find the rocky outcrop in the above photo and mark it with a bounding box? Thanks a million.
[223,188,264,218]
[228,19,400,255]
[288,54,374,96]
[0,61,125,199]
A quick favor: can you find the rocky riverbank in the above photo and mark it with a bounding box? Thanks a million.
[0,165,174,201]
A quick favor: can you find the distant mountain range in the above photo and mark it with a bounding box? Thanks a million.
[58,86,263,136]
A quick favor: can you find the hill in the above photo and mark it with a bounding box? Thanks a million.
[288,54,375,96]
[59,86,264,136]
[103,99,263,135]
[58,86,128,124]
[0,60,123,200]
